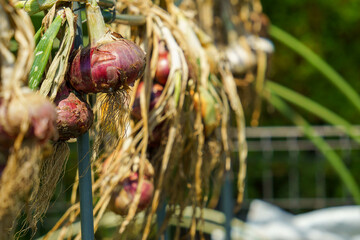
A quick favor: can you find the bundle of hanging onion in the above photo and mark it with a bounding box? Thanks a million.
[54,84,93,141]
[69,0,146,94]
[0,89,58,152]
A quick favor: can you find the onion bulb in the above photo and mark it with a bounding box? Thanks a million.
[69,38,146,93]
[108,161,154,215]
[54,84,94,141]
[0,89,58,151]
[68,1,146,94]
[155,41,170,86]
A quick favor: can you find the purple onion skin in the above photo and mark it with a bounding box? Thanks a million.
[69,39,146,94]
[0,93,58,152]
[55,85,94,141]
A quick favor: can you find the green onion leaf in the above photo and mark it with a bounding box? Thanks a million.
[34,26,44,45]
[29,14,64,90]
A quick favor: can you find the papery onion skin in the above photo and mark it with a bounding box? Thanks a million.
[0,91,58,151]
[69,38,146,93]
[54,85,94,141]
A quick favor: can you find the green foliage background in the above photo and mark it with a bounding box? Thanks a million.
[260,0,360,125]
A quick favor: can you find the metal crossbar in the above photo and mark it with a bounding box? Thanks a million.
[245,125,360,138]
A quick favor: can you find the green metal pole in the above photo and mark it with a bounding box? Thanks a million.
[74,3,95,239]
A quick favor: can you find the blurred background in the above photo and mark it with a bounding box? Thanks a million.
[237,1,360,238]
[242,0,360,210]
[261,0,360,125]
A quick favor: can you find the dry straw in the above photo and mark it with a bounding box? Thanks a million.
[41,0,267,239]
[0,0,270,238]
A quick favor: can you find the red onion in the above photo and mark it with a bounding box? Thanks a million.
[109,172,154,215]
[0,90,58,151]
[68,1,146,94]
[109,167,154,215]
[54,85,94,141]
[69,38,146,93]
[155,41,170,86]
[131,82,163,120]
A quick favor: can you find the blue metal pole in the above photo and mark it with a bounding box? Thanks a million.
[74,3,95,239]
[157,201,169,240]
[77,132,94,240]
[220,171,233,240]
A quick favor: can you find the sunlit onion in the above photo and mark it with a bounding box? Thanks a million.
[69,38,146,93]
